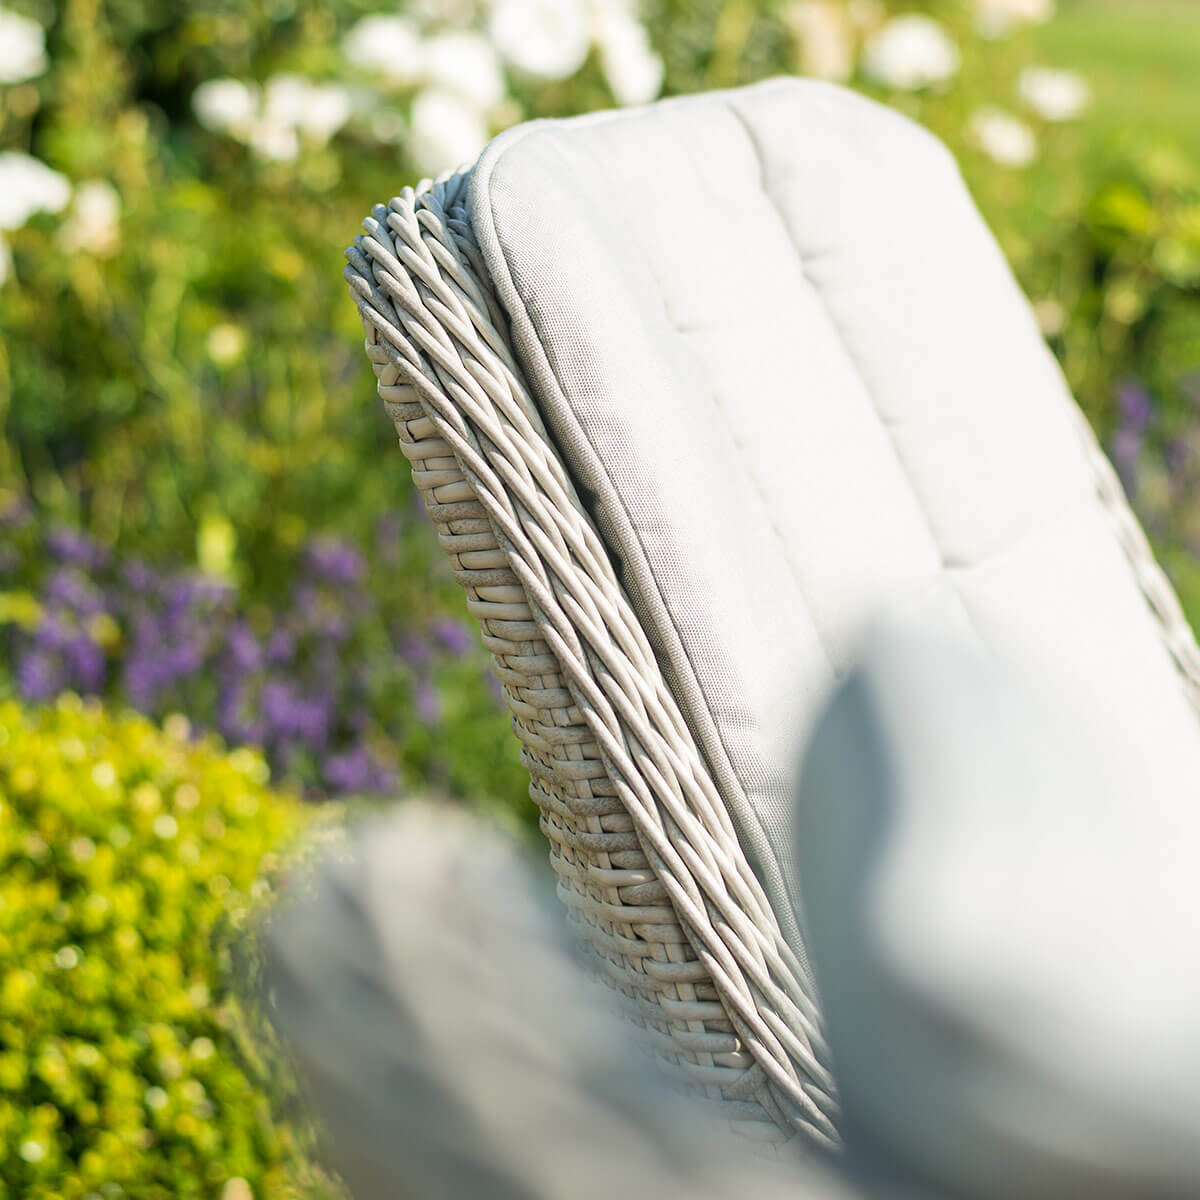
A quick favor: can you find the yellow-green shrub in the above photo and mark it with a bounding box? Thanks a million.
[0,695,335,1199]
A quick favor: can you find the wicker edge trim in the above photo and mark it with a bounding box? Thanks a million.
[344,168,840,1150]
[1069,406,1200,710]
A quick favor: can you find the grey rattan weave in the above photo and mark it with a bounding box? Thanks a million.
[343,168,1200,1152]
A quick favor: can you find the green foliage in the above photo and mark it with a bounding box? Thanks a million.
[1062,145,1200,429]
[0,695,337,1199]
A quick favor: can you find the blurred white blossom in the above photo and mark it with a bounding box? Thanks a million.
[861,15,959,91]
[593,10,663,105]
[969,106,1037,167]
[261,74,311,129]
[410,87,489,174]
[263,74,353,144]
[1018,66,1090,122]
[248,118,300,162]
[343,15,425,85]
[489,0,591,81]
[0,8,47,83]
[786,1,854,83]
[974,0,1054,40]
[58,180,121,257]
[1032,296,1065,337]
[426,31,506,110]
[193,75,351,162]
[369,108,408,146]
[0,152,71,231]
[207,322,247,367]
[192,78,260,139]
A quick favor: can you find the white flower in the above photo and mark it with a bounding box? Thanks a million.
[969,107,1037,167]
[262,74,353,144]
[343,15,424,86]
[58,179,120,256]
[0,152,71,231]
[193,75,350,161]
[297,82,354,142]
[262,74,311,128]
[974,0,1054,40]
[192,78,260,138]
[0,8,47,83]
[489,0,591,82]
[1032,297,1065,337]
[370,108,408,146]
[409,87,489,175]
[786,1,854,82]
[594,12,663,105]
[1018,66,1090,122]
[861,15,959,91]
[248,118,300,162]
[425,32,506,111]
[207,322,247,366]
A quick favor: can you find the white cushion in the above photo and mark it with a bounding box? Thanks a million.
[794,618,1200,1196]
[468,78,1200,971]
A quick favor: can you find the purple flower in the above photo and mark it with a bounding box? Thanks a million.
[1111,426,1143,499]
[321,746,373,794]
[375,512,403,558]
[322,745,394,796]
[16,649,64,702]
[123,652,162,709]
[64,634,106,693]
[415,678,441,726]
[225,622,262,674]
[34,613,75,653]
[484,668,505,708]
[432,618,472,656]
[395,632,431,669]
[121,559,159,593]
[303,538,365,587]
[45,568,106,618]
[261,682,331,749]
[166,638,205,678]
[266,629,295,666]
[1117,379,1153,435]
[47,526,106,570]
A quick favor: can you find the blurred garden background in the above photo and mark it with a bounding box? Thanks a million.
[0,0,1197,1194]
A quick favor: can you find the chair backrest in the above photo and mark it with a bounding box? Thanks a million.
[345,78,1200,1150]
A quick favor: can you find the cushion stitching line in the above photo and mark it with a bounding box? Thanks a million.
[724,98,983,648]
[472,126,820,979]
[670,112,841,679]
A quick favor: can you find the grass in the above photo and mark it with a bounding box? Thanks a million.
[1036,0,1200,158]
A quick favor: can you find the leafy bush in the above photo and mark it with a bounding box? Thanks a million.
[0,694,338,1198]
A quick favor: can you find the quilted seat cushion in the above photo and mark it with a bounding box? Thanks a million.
[468,78,1200,971]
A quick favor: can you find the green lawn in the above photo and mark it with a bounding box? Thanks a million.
[1037,0,1200,156]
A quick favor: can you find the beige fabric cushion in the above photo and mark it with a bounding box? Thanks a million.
[468,78,1200,971]
[794,619,1200,1198]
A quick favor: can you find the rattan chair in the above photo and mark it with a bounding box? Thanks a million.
[342,79,1200,1153]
